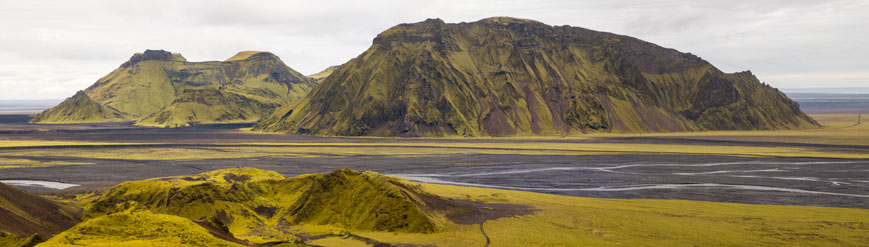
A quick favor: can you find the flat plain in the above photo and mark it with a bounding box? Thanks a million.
[0,112,866,208]
[0,112,868,246]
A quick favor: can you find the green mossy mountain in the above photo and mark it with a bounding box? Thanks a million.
[256,17,818,136]
[31,50,317,127]
[307,65,340,83]
[28,91,125,124]
[80,168,446,244]
[137,88,274,126]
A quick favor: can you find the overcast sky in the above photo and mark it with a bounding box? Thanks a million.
[1,0,867,99]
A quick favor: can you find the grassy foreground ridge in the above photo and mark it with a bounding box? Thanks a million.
[1,167,857,247]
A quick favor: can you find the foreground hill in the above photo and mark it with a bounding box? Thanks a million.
[38,204,246,247]
[25,167,869,246]
[0,182,79,246]
[257,17,817,136]
[59,168,485,245]
[31,50,316,127]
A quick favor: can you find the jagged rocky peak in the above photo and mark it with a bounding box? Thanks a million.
[122,49,186,67]
[224,51,280,62]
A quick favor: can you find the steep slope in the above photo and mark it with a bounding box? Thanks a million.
[0,182,80,242]
[137,88,274,126]
[277,169,437,233]
[28,91,124,124]
[257,17,817,136]
[31,50,317,127]
[81,168,450,244]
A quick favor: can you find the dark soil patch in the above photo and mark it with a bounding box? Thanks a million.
[391,181,534,225]
[254,206,277,218]
[193,218,252,246]
[224,174,251,182]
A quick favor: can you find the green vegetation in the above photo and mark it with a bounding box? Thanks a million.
[0,158,91,169]
[79,168,448,245]
[137,88,276,127]
[278,169,438,233]
[307,65,340,83]
[256,17,816,136]
[38,204,248,247]
[0,232,41,247]
[365,182,869,246]
[30,50,316,127]
[4,114,869,164]
[25,168,869,246]
[28,91,125,124]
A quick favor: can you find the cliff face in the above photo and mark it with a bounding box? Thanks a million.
[257,17,818,136]
[32,50,317,127]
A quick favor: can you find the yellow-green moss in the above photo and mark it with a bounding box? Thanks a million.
[38,205,247,247]
[256,17,817,137]
[28,91,125,124]
[82,168,442,244]
[32,50,316,127]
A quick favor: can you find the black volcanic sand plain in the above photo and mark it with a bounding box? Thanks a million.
[1,114,867,209]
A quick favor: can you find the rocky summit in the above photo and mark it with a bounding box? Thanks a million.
[256,17,818,136]
[31,50,317,127]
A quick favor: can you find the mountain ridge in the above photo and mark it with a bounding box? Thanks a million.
[69,168,518,245]
[256,17,817,136]
[31,49,317,127]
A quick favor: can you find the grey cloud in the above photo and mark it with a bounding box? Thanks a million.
[0,0,867,99]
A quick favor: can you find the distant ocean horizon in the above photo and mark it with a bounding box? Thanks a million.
[782,87,869,94]
[0,99,61,114]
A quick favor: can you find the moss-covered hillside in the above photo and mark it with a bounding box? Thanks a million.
[19,167,869,246]
[257,17,818,136]
[28,91,125,124]
[307,65,340,83]
[38,203,248,247]
[0,182,80,246]
[77,168,447,245]
[31,50,317,127]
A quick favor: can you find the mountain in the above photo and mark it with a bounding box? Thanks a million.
[31,50,317,127]
[307,65,340,83]
[77,168,458,245]
[0,182,80,245]
[28,91,124,123]
[256,17,818,136]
